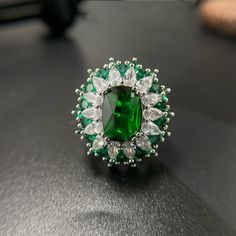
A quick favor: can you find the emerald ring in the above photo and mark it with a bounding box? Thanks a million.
[72,58,174,167]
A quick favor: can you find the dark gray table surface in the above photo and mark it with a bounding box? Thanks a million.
[0,1,236,235]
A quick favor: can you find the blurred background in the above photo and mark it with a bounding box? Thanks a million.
[0,0,236,235]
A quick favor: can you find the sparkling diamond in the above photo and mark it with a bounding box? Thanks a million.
[141,122,161,135]
[92,136,107,150]
[143,108,163,121]
[136,76,153,94]
[84,122,103,135]
[93,77,108,92]
[123,66,136,87]
[82,108,102,120]
[142,93,162,107]
[108,67,122,86]
[123,144,136,159]
[136,135,152,151]
[84,92,103,107]
[108,143,120,159]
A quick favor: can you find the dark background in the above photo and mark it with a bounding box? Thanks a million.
[0,1,236,235]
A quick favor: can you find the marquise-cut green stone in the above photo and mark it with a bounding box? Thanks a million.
[102,86,142,141]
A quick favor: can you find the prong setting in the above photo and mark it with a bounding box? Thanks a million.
[72,58,174,167]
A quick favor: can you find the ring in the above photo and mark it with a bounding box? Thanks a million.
[72,58,174,167]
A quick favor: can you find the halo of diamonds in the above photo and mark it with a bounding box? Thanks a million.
[72,58,174,167]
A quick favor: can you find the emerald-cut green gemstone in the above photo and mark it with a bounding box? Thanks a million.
[102,86,142,141]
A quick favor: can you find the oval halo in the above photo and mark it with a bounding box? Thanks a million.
[72,58,174,167]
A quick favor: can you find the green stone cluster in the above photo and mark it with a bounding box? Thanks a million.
[74,61,171,163]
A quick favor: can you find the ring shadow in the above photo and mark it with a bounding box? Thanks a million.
[86,140,178,189]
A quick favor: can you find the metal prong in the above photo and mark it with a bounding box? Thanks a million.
[103,64,108,69]
[166,88,171,93]
[75,88,80,94]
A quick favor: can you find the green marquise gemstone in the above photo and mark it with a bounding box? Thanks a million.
[116,151,128,162]
[149,82,160,93]
[115,64,128,76]
[154,117,167,129]
[148,135,161,144]
[81,81,96,93]
[134,65,151,80]
[80,117,92,128]
[97,69,109,80]
[84,134,97,142]
[102,86,142,141]
[155,102,166,112]
[93,146,108,156]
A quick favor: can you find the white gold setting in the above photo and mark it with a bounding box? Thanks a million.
[72,58,174,167]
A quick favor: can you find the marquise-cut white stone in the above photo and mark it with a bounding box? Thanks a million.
[136,135,152,151]
[123,67,137,87]
[143,108,163,121]
[93,77,108,92]
[83,92,103,107]
[92,136,107,150]
[82,108,102,120]
[108,67,122,86]
[108,143,120,159]
[141,122,161,135]
[84,122,103,135]
[136,76,153,94]
[123,145,136,159]
[142,93,162,107]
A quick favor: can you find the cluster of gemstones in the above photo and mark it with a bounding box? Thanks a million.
[72,58,174,167]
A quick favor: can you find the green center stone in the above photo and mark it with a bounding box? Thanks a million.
[102,86,142,141]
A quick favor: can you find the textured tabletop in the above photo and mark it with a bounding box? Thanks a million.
[0,1,236,235]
